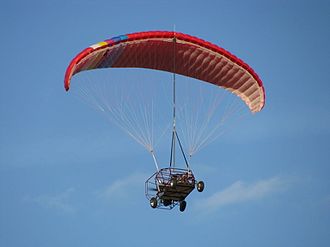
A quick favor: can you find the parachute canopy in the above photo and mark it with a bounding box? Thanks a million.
[64,31,265,112]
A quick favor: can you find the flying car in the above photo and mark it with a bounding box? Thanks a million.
[145,167,204,212]
[64,31,265,213]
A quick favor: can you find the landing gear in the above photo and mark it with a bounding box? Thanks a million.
[163,199,172,207]
[179,200,187,212]
[197,181,205,192]
[150,197,158,208]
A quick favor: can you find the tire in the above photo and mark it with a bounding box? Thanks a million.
[150,197,158,208]
[197,181,204,192]
[179,200,187,212]
[163,199,171,207]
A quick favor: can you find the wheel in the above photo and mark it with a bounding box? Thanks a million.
[179,200,187,212]
[163,199,171,207]
[197,181,204,192]
[150,197,158,208]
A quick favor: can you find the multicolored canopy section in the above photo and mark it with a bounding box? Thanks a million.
[64,31,265,112]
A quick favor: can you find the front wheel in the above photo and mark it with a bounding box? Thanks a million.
[150,197,158,208]
[197,181,205,192]
[179,200,187,212]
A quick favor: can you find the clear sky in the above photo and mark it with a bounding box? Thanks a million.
[1,0,330,246]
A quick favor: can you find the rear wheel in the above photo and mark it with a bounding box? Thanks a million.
[179,200,187,212]
[197,181,205,192]
[150,197,158,208]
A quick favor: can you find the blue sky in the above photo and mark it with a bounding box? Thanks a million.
[1,0,330,246]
